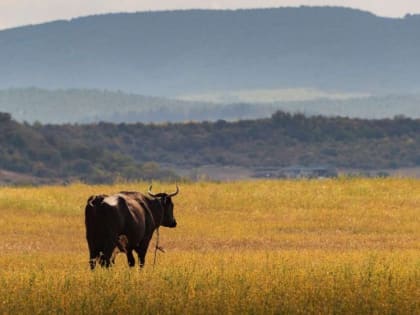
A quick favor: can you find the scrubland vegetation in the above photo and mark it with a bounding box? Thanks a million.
[2,111,420,184]
[0,179,419,314]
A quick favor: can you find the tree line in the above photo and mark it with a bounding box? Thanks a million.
[1,111,419,183]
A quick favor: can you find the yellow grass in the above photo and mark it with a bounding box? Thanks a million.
[0,179,419,314]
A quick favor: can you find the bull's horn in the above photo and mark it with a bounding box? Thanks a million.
[148,185,158,198]
[168,184,179,197]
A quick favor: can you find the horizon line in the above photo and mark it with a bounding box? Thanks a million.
[1,5,417,32]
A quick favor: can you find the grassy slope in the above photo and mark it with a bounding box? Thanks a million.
[0,179,419,314]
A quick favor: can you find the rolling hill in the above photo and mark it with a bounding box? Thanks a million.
[1,88,420,124]
[1,7,420,96]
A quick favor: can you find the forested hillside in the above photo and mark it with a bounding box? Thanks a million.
[1,111,419,184]
[0,113,177,183]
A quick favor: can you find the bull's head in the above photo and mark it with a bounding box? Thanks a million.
[148,184,179,228]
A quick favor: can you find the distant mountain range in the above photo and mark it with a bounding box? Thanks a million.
[1,7,420,96]
[1,88,420,124]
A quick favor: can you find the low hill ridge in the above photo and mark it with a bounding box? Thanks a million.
[1,7,420,95]
[1,111,419,183]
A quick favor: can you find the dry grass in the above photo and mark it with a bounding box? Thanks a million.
[0,179,419,314]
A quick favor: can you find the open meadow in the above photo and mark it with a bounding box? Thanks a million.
[0,179,419,314]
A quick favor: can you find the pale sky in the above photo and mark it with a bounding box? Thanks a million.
[1,0,420,30]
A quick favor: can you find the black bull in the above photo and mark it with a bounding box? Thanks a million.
[85,186,178,269]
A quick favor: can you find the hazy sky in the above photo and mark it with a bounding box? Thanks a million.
[1,0,420,30]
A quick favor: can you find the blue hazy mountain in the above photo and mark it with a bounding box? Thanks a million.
[1,88,420,123]
[1,7,420,96]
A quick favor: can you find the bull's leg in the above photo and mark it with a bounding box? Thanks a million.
[126,249,136,267]
[135,236,152,268]
[138,249,147,268]
[101,239,117,268]
[88,245,99,270]
[98,251,106,267]
[89,252,97,270]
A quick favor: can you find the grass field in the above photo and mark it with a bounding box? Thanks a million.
[0,179,419,314]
